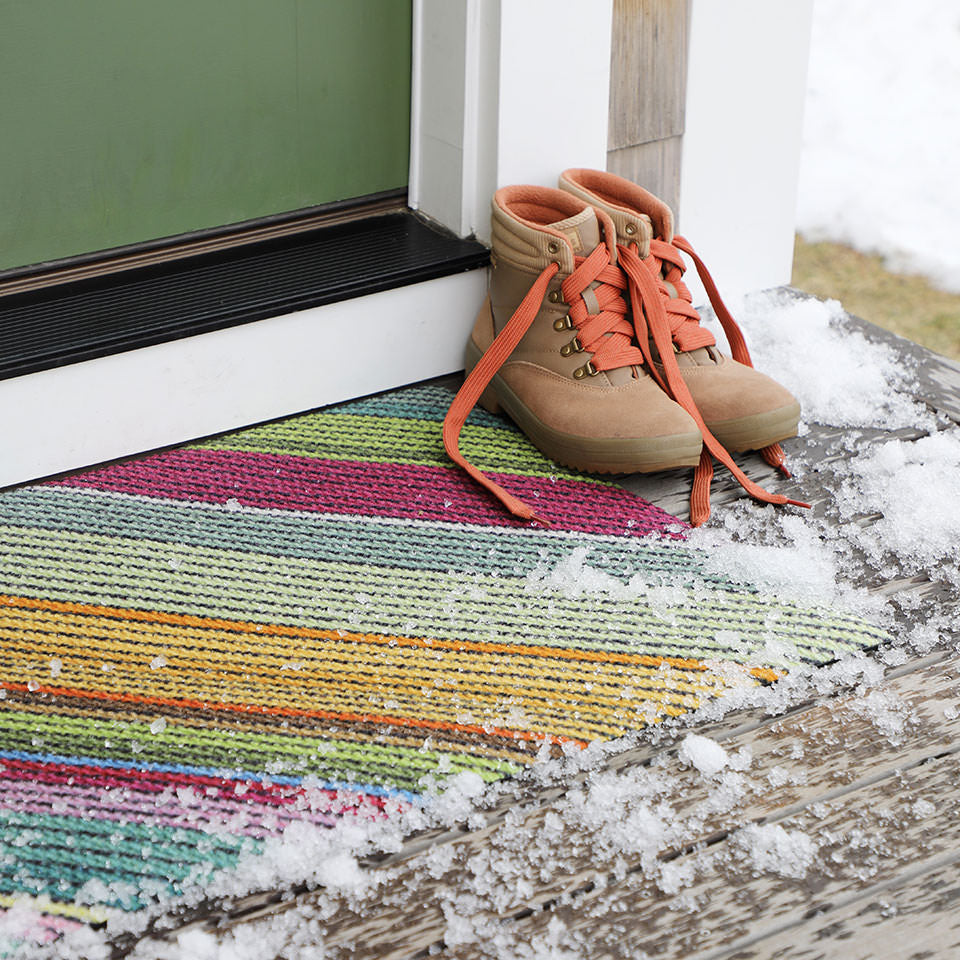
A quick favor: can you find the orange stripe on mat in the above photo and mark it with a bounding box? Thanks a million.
[0,594,780,683]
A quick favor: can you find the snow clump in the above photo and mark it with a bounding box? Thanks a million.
[678,734,729,777]
[734,823,819,879]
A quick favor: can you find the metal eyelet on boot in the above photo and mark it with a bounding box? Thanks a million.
[548,290,564,304]
[559,336,583,357]
[553,315,573,331]
[573,360,598,379]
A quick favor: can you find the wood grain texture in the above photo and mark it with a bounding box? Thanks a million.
[368,659,960,960]
[608,0,689,150]
[720,854,960,960]
[471,752,960,960]
[607,137,684,218]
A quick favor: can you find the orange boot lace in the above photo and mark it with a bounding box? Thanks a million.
[443,241,645,525]
[618,238,808,526]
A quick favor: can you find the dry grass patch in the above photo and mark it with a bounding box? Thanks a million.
[792,235,960,361]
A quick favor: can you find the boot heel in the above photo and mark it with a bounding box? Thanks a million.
[477,385,502,415]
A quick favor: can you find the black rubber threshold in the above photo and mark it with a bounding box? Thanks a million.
[0,211,489,381]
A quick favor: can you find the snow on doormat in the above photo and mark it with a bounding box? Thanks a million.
[1,290,954,958]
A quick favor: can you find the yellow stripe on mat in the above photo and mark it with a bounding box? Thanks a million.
[0,893,109,925]
[0,595,772,741]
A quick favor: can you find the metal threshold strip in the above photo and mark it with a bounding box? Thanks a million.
[0,209,489,381]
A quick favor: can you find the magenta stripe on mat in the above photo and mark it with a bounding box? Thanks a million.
[0,759,389,818]
[53,449,684,537]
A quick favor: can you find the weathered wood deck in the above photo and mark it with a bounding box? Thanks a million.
[122,300,960,959]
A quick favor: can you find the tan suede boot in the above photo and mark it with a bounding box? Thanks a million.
[558,169,800,455]
[443,185,702,524]
[558,169,807,525]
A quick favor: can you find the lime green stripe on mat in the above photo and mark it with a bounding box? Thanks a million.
[0,710,519,789]
[189,412,591,480]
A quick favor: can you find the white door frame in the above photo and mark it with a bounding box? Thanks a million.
[678,0,813,304]
[409,0,614,243]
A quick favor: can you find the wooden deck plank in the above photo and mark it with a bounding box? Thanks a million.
[394,660,959,953]
[487,753,960,960]
[718,854,960,960]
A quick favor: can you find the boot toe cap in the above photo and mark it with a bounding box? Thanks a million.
[682,359,800,451]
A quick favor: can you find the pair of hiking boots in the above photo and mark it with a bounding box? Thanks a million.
[443,169,806,527]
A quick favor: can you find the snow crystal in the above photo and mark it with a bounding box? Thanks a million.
[844,688,913,741]
[735,823,818,879]
[313,853,367,894]
[149,718,167,735]
[525,545,625,599]
[695,512,847,610]
[656,859,695,895]
[678,734,729,777]
[837,428,960,573]
[171,929,219,960]
[427,770,488,823]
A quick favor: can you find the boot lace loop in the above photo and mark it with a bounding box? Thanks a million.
[646,238,715,354]
[560,243,644,373]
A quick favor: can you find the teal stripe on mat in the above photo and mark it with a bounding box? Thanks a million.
[0,487,742,589]
[0,810,255,910]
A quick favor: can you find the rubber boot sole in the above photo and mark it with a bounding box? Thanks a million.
[465,339,703,474]
[706,401,801,453]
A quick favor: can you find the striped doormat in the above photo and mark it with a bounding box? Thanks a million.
[0,382,886,953]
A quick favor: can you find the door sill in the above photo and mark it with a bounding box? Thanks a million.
[0,210,488,381]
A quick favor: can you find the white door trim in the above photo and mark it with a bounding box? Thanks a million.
[409,0,614,243]
[1,270,486,489]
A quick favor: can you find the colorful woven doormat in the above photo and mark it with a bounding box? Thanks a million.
[0,381,886,954]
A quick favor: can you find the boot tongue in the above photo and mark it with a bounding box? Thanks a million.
[548,206,600,256]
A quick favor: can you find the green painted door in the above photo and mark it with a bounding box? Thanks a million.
[0,0,412,272]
